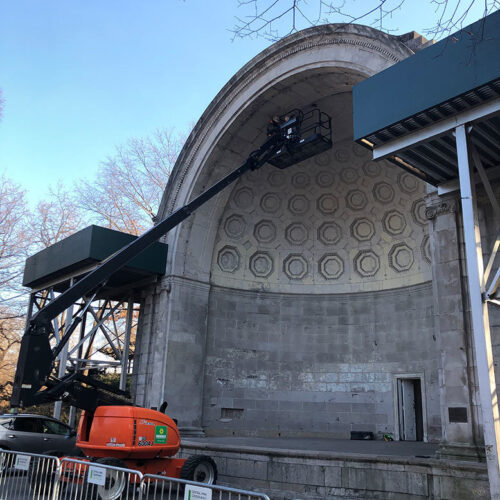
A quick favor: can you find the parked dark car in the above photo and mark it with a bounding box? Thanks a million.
[0,414,80,456]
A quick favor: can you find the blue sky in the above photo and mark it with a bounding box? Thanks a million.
[0,1,491,203]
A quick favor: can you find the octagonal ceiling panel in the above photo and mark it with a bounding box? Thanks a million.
[209,94,430,293]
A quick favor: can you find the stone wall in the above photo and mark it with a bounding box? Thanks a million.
[202,283,440,440]
[180,443,490,500]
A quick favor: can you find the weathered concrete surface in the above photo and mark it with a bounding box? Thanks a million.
[180,440,489,500]
[202,283,440,440]
[426,192,484,461]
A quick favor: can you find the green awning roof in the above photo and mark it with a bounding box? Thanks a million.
[23,225,167,293]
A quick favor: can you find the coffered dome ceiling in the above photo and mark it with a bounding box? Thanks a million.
[210,135,430,294]
[157,25,431,294]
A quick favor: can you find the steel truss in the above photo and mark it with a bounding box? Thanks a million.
[25,285,139,425]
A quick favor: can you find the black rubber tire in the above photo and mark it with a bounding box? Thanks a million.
[85,457,128,500]
[180,455,217,484]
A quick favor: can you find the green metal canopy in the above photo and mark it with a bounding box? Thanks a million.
[23,225,167,292]
[353,10,500,186]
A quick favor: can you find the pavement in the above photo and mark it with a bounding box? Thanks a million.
[183,436,439,458]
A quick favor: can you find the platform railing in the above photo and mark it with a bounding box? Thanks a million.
[0,450,270,500]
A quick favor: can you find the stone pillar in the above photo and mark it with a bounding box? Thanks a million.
[134,276,211,437]
[132,276,211,436]
[426,192,483,460]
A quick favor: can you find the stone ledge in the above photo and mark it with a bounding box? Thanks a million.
[180,442,489,500]
[181,440,486,471]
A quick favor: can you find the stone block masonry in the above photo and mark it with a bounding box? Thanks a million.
[180,442,489,500]
[202,282,441,440]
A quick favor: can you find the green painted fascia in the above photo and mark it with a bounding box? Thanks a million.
[353,10,500,141]
[23,225,167,289]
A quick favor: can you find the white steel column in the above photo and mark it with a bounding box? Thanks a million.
[54,280,75,421]
[456,124,500,499]
[120,298,134,391]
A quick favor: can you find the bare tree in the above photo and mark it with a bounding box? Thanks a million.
[0,175,29,317]
[78,128,183,235]
[0,181,88,407]
[27,182,86,250]
[0,313,23,401]
[0,176,30,405]
[231,0,500,41]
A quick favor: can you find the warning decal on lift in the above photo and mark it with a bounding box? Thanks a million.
[155,425,167,444]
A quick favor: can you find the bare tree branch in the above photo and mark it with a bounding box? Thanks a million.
[231,0,500,41]
[78,128,184,235]
[0,175,29,315]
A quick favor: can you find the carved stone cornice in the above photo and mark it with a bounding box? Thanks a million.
[425,193,459,220]
[425,201,458,220]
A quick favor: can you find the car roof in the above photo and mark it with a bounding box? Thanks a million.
[0,413,66,423]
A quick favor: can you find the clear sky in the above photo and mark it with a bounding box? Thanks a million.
[0,1,491,203]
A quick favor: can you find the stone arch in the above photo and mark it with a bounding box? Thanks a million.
[156,24,415,281]
[134,24,440,440]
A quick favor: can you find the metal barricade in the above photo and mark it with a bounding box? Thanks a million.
[58,458,143,500]
[0,449,61,500]
[0,451,271,500]
[141,474,271,500]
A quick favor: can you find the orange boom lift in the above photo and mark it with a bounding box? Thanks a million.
[10,109,332,486]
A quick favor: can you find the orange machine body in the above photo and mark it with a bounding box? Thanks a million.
[77,406,181,460]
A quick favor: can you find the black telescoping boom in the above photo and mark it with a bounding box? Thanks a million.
[10,123,298,412]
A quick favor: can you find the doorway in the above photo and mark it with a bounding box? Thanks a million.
[396,377,424,441]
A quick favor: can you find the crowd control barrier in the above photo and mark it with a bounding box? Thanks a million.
[0,450,271,500]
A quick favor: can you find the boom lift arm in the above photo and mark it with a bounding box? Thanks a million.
[11,114,309,413]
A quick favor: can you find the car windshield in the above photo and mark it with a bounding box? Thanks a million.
[0,418,13,429]
[43,419,70,435]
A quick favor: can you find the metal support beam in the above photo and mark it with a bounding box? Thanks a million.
[485,233,500,288]
[470,143,500,222]
[469,144,500,291]
[67,301,121,357]
[486,267,500,300]
[23,294,35,330]
[373,97,500,160]
[87,303,122,360]
[119,298,134,391]
[456,124,500,499]
[54,280,75,420]
[437,165,500,197]
[68,311,87,430]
